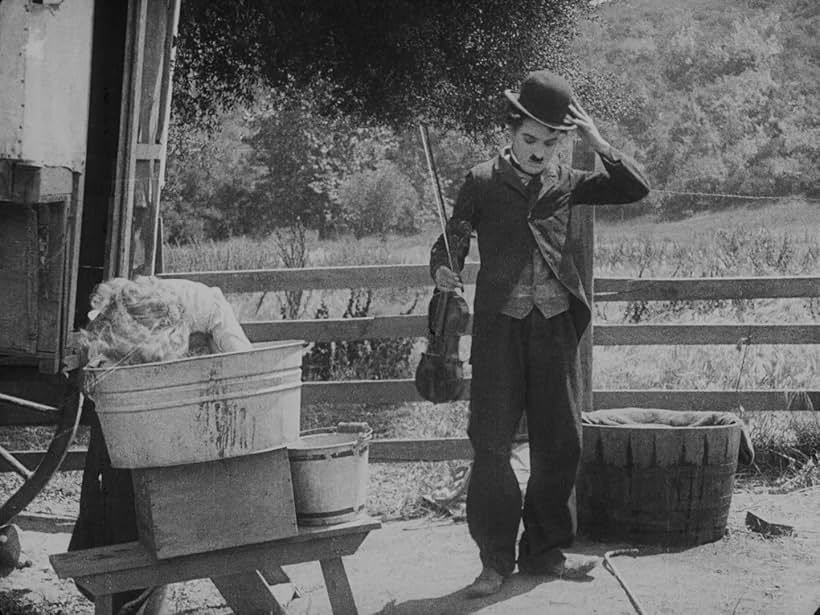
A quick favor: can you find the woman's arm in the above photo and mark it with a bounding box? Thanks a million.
[157,278,253,354]
[206,287,253,353]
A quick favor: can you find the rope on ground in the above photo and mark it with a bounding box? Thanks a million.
[603,549,649,615]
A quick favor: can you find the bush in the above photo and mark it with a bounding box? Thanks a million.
[302,289,416,381]
[338,163,421,239]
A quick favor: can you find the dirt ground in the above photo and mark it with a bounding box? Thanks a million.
[2,488,819,615]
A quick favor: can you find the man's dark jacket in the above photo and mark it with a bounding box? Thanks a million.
[430,148,650,339]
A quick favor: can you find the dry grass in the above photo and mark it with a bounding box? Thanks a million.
[596,200,818,251]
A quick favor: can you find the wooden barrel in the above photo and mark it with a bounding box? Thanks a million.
[577,423,741,546]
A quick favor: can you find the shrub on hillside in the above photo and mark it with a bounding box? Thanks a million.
[574,4,819,220]
[338,163,421,238]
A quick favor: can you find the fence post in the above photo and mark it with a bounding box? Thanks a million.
[570,139,596,413]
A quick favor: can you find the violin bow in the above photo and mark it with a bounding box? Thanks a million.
[419,124,456,273]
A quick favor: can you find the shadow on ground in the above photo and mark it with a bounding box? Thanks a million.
[374,573,550,615]
[373,569,599,615]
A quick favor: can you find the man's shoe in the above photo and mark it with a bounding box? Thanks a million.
[546,554,601,579]
[465,566,505,598]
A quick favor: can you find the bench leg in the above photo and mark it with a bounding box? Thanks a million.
[212,570,286,615]
[260,564,291,586]
[320,557,358,615]
[94,594,113,615]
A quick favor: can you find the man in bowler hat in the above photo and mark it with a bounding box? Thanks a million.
[430,70,650,597]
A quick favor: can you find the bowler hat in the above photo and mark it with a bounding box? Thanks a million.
[504,70,576,131]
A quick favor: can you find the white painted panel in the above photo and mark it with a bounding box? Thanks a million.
[0,1,28,160]
[0,0,94,171]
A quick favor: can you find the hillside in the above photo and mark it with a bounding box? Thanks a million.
[572,0,819,218]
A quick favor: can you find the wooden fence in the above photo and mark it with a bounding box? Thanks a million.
[172,266,820,463]
[4,264,816,473]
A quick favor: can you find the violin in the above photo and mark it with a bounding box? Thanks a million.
[415,287,470,403]
[414,124,471,404]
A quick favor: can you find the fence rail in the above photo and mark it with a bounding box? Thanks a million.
[3,378,818,473]
[243,317,820,345]
[158,267,819,300]
[3,384,816,430]
[298,382,819,412]
[594,276,820,301]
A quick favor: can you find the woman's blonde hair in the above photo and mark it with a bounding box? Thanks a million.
[81,276,190,366]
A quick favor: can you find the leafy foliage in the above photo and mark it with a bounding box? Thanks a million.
[302,290,416,381]
[162,105,258,243]
[172,0,640,134]
[164,0,652,241]
[338,162,421,238]
[573,0,820,217]
[163,77,495,243]
[164,0,819,240]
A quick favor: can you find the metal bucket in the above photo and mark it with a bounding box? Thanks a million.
[83,341,304,468]
[288,423,371,526]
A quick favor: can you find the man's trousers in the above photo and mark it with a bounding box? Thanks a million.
[466,309,582,576]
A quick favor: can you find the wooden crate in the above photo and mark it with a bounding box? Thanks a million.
[132,447,298,560]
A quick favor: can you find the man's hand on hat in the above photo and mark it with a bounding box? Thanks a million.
[566,99,611,156]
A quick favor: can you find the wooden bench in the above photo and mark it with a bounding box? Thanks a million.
[50,516,381,615]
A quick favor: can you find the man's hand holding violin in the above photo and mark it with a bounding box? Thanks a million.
[434,265,463,292]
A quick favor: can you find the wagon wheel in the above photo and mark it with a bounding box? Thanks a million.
[0,389,83,527]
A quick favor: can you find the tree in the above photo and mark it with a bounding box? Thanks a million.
[164,1,649,242]
[162,105,259,242]
[173,0,632,136]
[338,162,420,238]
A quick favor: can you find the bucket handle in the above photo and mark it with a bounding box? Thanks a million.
[298,423,373,455]
[337,422,373,455]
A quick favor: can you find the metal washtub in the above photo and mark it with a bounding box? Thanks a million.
[83,341,304,468]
